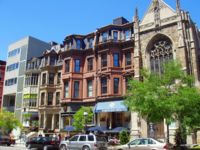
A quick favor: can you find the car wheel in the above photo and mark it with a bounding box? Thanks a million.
[82,146,90,150]
[60,145,67,150]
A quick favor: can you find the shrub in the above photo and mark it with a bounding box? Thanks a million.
[119,130,130,145]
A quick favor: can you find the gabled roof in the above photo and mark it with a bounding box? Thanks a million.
[140,0,176,25]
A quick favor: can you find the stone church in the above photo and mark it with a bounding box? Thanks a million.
[132,0,200,143]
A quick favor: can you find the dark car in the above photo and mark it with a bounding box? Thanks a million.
[26,136,59,150]
[0,134,12,146]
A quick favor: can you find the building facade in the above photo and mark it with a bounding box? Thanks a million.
[2,36,51,122]
[60,17,134,130]
[0,60,6,109]
[38,44,63,132]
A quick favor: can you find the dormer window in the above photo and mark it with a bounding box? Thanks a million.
[76,40,81,50]
[102,32,108,42]
[125,30,131,41]
[89,38,93,49]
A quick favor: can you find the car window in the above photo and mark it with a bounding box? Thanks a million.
[70,136,79,141]
[148,139,156,144]
[130,139,140,145]
[88,135,94,141]
[79,136,86,141]
[138,139,148,145]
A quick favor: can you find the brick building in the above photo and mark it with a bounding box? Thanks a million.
[0,60,6,109]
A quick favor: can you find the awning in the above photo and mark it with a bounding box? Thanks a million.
[94,101,128,113]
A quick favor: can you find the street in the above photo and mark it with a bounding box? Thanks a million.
[0,145,26,150]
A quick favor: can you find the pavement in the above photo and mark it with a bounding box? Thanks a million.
[0,144,26,150]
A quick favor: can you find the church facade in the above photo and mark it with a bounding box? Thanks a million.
[132,0,200,143]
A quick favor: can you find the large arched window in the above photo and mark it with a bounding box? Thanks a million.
[149,35,173,74]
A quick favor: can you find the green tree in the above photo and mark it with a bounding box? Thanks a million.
[125,60,200,144]
[72,106,93,132]
[0,110,22,134]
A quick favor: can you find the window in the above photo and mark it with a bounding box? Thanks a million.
[41,93,45,105]
[89,38,93,48]
[47,92,53,105]
[76,40,81,50]
[79,136,86,142]
[65,60,70,72]
[149,39,173,74]
[57,72,61,84]
[49,73,54,85]
[101,54,107,67]
[5,78,17,86]
[6,63,19,72]
[74,59,81,73]
[74,81,79,98]
[102,32,108,42]
[113,53,120,67]
[50,56,56,66]
[56,92,60,105]
[88,135,94,141]
[125,30,131,41]
[42,73,46,85]
[125,52,131,66]
[113,31,118,41]
[114,78,119,94]
[101,78,107,94]
[70,136,79,142]
[87,58,93,71]
[8,48,20,57]
[64,81,69,98]
[87,80,93,97]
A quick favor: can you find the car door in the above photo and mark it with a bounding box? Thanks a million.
[128,139,141,150]
[128,139,149,150]
[68,135,79,150]
[78,135,87,150]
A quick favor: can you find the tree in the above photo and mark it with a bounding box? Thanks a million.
[72,106,93,132]
[0,110,22,134]
[125,60,200,144]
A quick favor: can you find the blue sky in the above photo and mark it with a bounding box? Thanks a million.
[0,0,199,61]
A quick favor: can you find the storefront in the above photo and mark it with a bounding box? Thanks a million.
[94,100,130,130]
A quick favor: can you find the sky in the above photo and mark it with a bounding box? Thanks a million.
[0,0,199,61]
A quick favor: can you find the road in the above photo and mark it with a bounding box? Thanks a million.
[0,145,26,150]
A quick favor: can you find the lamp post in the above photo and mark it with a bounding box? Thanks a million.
[83,112,88,134]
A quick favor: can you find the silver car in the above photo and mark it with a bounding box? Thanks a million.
[108,138,168,150]
[59,134,107,150]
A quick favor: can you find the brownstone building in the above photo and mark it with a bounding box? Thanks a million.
[60,17,134,130]
[0,60,6,109]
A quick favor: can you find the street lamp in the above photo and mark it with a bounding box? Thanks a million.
[83,112,88,134]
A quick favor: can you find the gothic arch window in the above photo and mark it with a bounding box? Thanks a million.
[149,36,173,74]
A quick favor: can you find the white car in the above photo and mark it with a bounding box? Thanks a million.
[108,138,168,150]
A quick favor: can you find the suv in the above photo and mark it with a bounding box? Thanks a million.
[60,134,107,150]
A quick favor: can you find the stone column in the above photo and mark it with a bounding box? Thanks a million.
[130,112,140,139]
[52,114,55,130]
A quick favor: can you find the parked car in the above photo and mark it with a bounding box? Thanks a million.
[59,134,107,150]
[26,136,59,150]
[0,134,12,146]
[108,138,169,150]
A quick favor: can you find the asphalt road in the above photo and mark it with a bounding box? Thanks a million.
[0,145,26,150]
